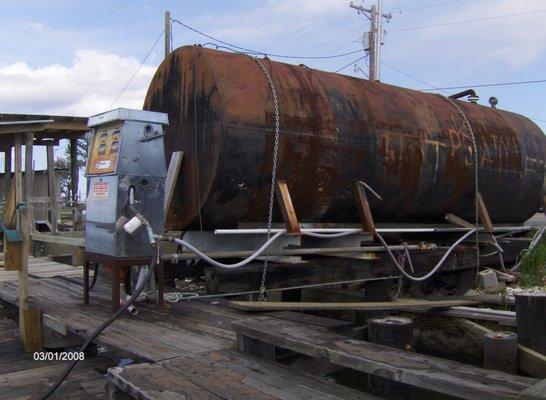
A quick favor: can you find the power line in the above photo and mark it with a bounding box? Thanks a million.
[171,19,364,59]
[109,29,164,109]
[335,55,367,73]
[381,61,450,95]
[420,79,546,91]
[263,1,349,50]
[390,9,546,33]
[529,117,546,123]
[397,0,463,13]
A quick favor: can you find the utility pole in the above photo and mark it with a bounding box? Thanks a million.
[350,1,391,81]
[164,10,171,59]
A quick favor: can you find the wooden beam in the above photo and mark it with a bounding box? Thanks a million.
[229,299,476,312]
[164,151,183,219]
[30,233,85,247]
[445,213,474,228]
[14,135,22,205]
[24,132,34,233]
[3,147,11,200]
[69,139,79,203]
[477,193,494,233]
[275,180,300,234]
[46,144,58,234]
[354,181,375,233]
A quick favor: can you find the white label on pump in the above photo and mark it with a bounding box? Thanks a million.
[90,181,109,200]
[95,159,112,170]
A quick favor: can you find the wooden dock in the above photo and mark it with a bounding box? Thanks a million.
[0,271,543,399]
[0,256,83,282]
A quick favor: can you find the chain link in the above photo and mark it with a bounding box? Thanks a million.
[245,56,281,302]
[443,96,480,272]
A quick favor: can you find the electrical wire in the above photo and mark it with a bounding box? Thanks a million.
[335,55,367,73]
[389,9,546,33]
[381,61,450,95]
[263,1,349,50]
[40,248,158,399]
[395,0,463,13]
[108,29,165,109]
[376,229,476,282]
[420,78,546,91]
[171,19,363,59]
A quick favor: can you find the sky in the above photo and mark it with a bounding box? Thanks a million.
[0,0,545,174]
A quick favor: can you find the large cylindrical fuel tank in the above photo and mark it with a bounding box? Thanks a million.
[144,46,546,230]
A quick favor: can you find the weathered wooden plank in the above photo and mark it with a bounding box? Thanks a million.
[232,316,538,400]
[268,311,353,331]
[413,305,516,326]
[518,379,546,400]
[30,233,85,247]
[164,150,183,219]
[108,349,378,400]
[229,298,477,312]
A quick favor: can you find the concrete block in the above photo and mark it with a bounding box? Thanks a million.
[478,269,499,290]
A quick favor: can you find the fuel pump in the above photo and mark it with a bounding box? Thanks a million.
[85,108,168,258]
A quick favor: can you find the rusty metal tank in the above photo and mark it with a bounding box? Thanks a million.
[144,46,546,230]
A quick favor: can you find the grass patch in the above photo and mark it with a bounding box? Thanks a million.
[519,242,546,288]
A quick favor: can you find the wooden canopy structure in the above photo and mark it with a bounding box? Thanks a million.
[0,113,89,233]
[0,113,89,351]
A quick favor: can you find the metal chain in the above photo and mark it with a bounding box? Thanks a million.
[247,56,281,302]
[443,96,480,273]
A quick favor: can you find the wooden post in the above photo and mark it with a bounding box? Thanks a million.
[275,180,300,234]
[165,10,171,58]
[46,143,58,234]
[515,293,546,354]
[24,132,34,233]
[368,316,413,399]
[477,193,494,234]
[3,147,11,200]
[354,181,375,233]
[70,139,79,229]
[14,136,22,206]
[484,332,518,374]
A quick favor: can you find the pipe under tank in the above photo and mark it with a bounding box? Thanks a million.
[144,46,546,230]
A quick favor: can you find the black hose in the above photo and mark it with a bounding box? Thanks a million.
[39,246,157,400]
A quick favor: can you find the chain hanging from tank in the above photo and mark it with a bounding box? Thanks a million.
[244,55,281,302]
[441,95,481,274]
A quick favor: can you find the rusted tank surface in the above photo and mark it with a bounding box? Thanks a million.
[144,46,546,230]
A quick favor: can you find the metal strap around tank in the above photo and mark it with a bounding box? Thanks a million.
[246,55,281,301]
[442,95,481,273]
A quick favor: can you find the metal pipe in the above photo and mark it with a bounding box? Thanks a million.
[449,89,477,100]
[214,226,532,235]
[162,243,436,262]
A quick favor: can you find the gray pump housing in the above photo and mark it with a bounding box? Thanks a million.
[85,108,168,258]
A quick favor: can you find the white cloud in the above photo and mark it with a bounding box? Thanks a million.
[0,49,158,116]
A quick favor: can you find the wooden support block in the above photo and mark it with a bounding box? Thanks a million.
[515,293,546,355]
[477,193,494,233]
[445,213,474,228]
[275,180,300,234]
[3,237,23,271]
[354,181,375,233]
[457,319,546,378]
[20,308,43,352]
[368,316,414,351]
[236,332,277,361]
[484,332,518,374]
